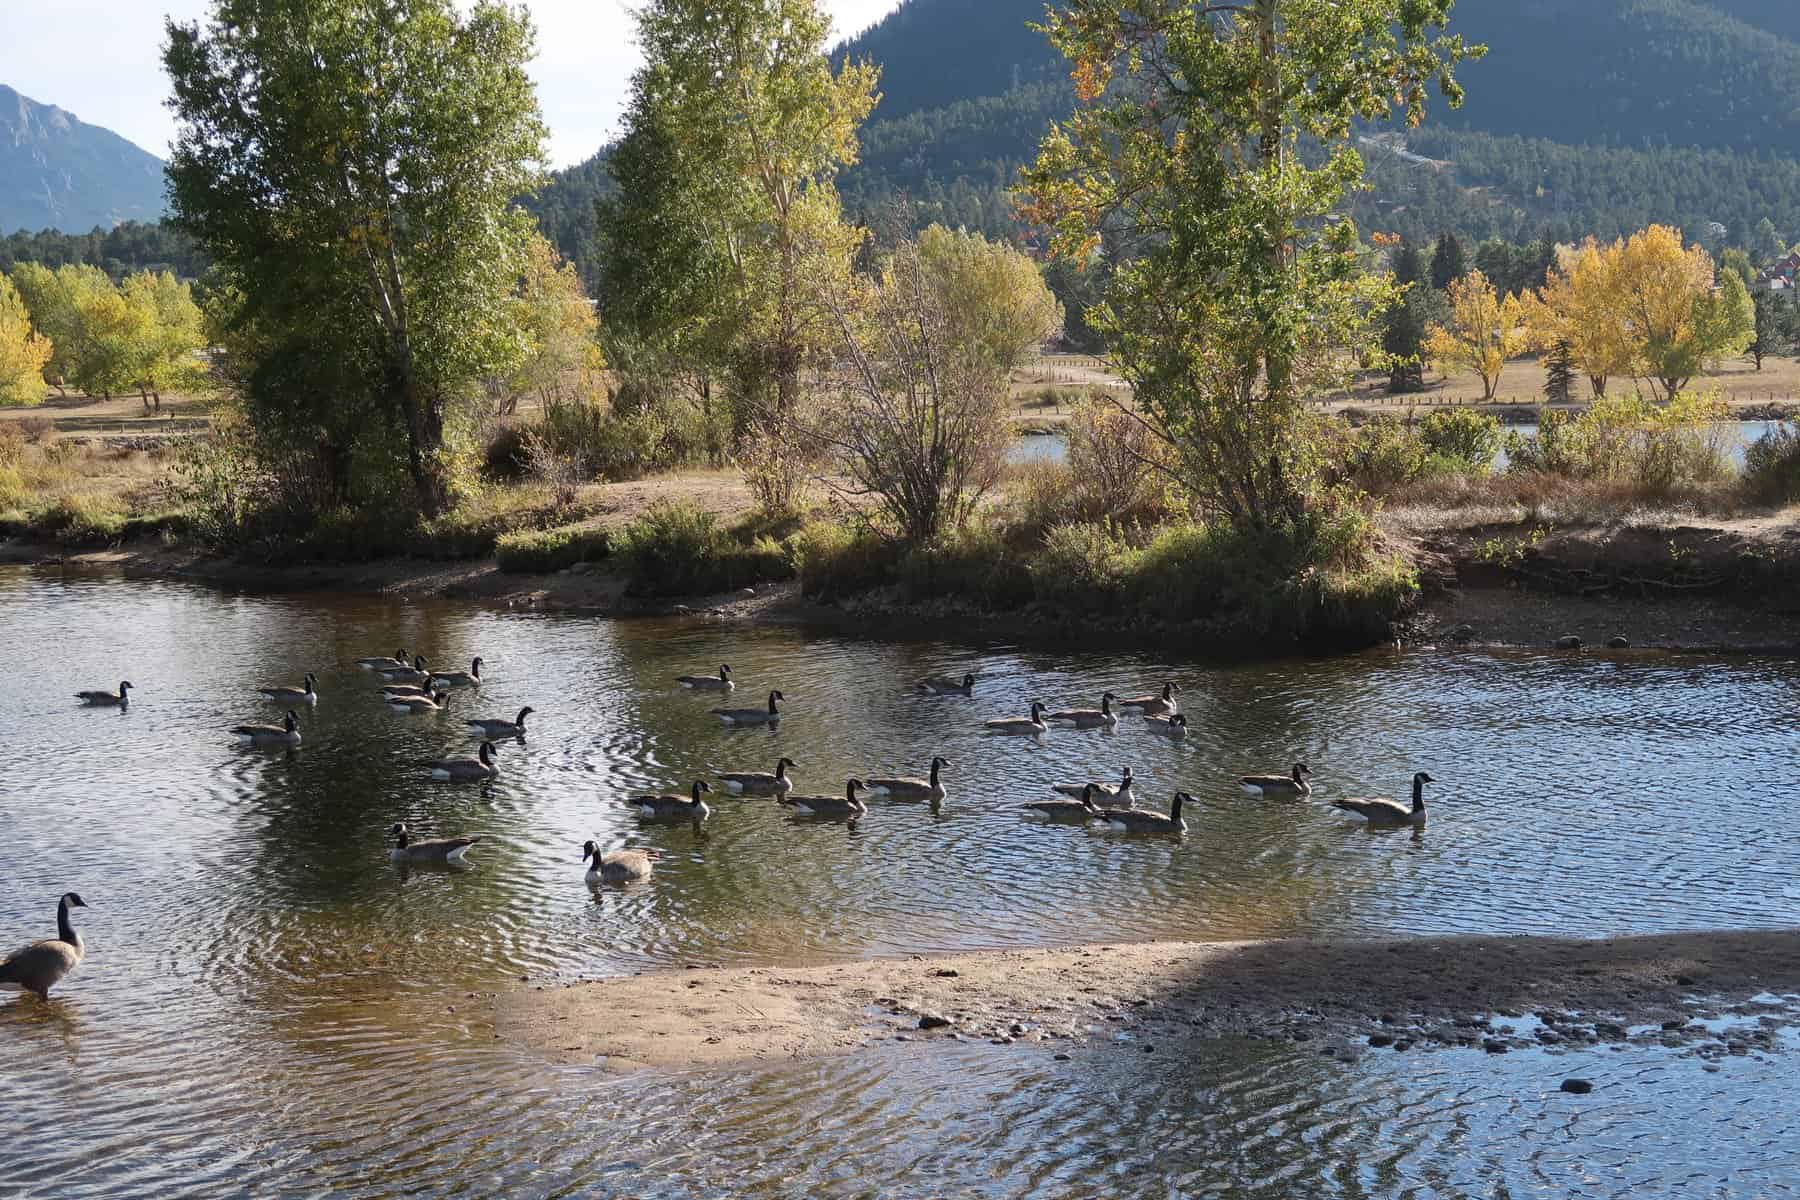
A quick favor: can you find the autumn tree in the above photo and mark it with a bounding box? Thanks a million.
[809,229,1061,542]
[496,234,602,413]
[0,275,52,406]
[1022,0,1479,537]
[1525,239,1634,398]
[1613,225,1753,400]
[1424,271,1529,400]
[9,263,114,397]
[165,0,547,517]
[602,0,879,515]
[124,270,209,407]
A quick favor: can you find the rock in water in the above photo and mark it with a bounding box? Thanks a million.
[1561,1078,1595,1095]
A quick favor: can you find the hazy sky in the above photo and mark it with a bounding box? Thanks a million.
[0,0,902,168]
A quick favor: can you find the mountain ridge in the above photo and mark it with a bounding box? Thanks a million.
[0,84,169,234]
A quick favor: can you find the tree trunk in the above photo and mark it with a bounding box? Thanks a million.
[390,355,451,518]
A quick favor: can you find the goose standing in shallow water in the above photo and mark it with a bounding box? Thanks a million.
[1145,713,1188,738]
[984,701,1048,737]
[76,681,132,707]
[678,664,734,691]
[1102,791,1190,834]
[1241,763,1313,798]
[712,690,783,725]
[233,709,302,748]
[259,672,318,705]
[1022,784,1104,823]
[583,841,660,885]
[389,823,480,864]
[916,672,975,695]
[1119,682,1180,716]
[864,757,950,803]
[781,779,869,819]
[717,756,798,797]
[1335,772,1435,827]
[1,893,88,1000]
[420,741,499,782]
[357,648,410,670]
[435,657,484,688]
[628,780,712,823]
[467,706,534,739]
[1046,692,1120,730]
[1052,766,1134,807]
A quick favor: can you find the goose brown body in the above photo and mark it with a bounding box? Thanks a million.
[863,757,949,802]
[717,757,797,796]
[389,823,481,863]
[582,841,660,884]
[1335,773,1435,826]
[712,690,783,725]
[76,681,133,706]
[1101,792,1190,833]
[0,893,87,1000]
[781,779,869,818]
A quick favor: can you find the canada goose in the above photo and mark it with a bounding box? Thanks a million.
[678,664,734,691]
[712,690,783,725]
[419,740,499,782]
[781,779,869,819]
[1052,766,1135,807]
[0,893,88,1000]
[717,756,798,797]
[1335,772,1435,827]
[1241,762,1313,797]
[387,689,450,714]
[1022,784,1105,823]
[1046,692,1120,730]
[582,841,660,885]
[467,706,534,739]
[259,672,318,705]
[383,674,450,699]
[233,709,302,748]
[389,823,480,864]
[357,648,409,670]
[628,780,712,823]
[864,756,950,803]
[1146,713,1188,738]
[1102,791,1190,834]
[916,672,976,695]
[379,656,430,684]
[76,681,132,707]
[985,701,1049,736]
[1119,682,1180,715]
[436,657,484,688]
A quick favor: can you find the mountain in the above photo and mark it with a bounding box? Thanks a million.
[535,0,1800,288]
[0,85,168,234]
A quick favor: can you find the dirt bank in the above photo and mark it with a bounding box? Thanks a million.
[497,930,1800,1073]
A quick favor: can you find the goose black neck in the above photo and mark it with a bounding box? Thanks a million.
[690,782,705,803]
[57,899,77,944]
[1412,777,1426,811]
[1170,794,1184,819]
[515,707,530,727]
[776,759,789,780]
[767,692,780,713]
[929,760,940,784]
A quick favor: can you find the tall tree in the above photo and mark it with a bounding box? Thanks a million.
[1423,270,1529,401]
[9,263,114,397]
[1429,232,1468,290]
[1614,225,1753,400]
[1749,289,1788,370]
[603,0,880,515]
[1525,238,1634,398]
[164,0,547,517]
[1022,0,1479,535]
[1541,338,1576,404]
[0,275,53,407]
[1383,241,1429,392]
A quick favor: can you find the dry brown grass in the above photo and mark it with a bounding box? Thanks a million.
[1324,353,1800,411]
[1379,470,1741,535]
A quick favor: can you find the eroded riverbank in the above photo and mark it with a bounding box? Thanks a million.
[499,930,1800,1074]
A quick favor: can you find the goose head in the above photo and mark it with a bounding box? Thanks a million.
[1170,714,1188,728]
[767,689,784,710]
[470,657,484,675]
[1171,791,1193,817]
[777,756,798,774]
[930,755,951,771]
[1293,762,1312,779]
[60,892,88,911]
[1119,766,1134,784]
[1413,771,1435,786]
[412,656,426,670]
[720,664,733,679]
[1101,690,1118,705]
[303,672,318,690]
[1164,682,1179,699]
[515,706,535,724]
[390,822,411,848]
[581,840,599,863]
[394,648,408,662]
[846,778,866,800]
[283,710,300,732]
[961,673,976,688]
[689,780,712,802]
[1029,701,1046,720]
[119,681,135,695]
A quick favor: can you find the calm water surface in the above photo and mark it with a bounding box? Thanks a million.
[4,566,1799,1197]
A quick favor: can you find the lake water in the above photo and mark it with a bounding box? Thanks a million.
[5,567,1800,1196]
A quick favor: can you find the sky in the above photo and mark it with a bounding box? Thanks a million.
[0,0,902,169]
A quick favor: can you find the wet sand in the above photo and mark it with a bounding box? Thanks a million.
[497,930,1800,1073]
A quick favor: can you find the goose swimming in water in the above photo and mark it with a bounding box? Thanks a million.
[1240,763,1313,798]
[467,706,534,739]
[717,756,798,797]
[582,841,660,885]
[1118,682,1179,716]
[1045,692,1120,730]
[357,648,410,670]
[1101,791,1189,834]
[420,741,499,782]
[677,664,734,691]
[379,656,431,685]
[916,673,975,695]
[259,672,318,705]
[1052,766,1134,807]
[76,681,132,707]
[233,709,302,748]
[1021,784,1105,823]
[984,701,1048,737]
[628,780,712,823]
[712,690,783,725]
[863,757,950,803]
[781,779,869,819]
[1145,713,1188,738]
[389,823,481,864]
[0,893,88,1000]
[1334,772,1435,827]
[435,658,484,688]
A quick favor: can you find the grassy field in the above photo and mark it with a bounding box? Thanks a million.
[1322,353,1800,411]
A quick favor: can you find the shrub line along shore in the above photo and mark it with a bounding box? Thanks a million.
[496,930,1800,1074]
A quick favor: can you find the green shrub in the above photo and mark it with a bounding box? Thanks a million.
[482,422,533,481]
[1418,409,1500,472]
[0,463,24,511]
[612,500,794,597]
[39,492,127,544]
[790,521,903,599]
[1744,423,1800,506]
[1030,520,1134,611]
[898,523,1034,608]
[495,523,612,573]
[1344,416,1426,489]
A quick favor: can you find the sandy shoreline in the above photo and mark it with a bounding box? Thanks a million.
[495,930,1800,1074]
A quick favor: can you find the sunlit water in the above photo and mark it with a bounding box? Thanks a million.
[4,566,1799,1196]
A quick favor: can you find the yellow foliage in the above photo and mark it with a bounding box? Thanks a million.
[1524,237,1635,395]
[1423,270,1529,400]
[0,274,53,406]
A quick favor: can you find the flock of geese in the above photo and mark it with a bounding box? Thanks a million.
[4,654,1438,1002]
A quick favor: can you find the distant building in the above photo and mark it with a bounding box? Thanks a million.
[1755,251,1799,293]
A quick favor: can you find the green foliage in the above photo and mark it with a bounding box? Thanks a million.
[1418,409,1502,471]
[1344,416,1428,490]
[165,0,548,518]
[494,523,612,573]
[1742,424,1800,506]
[1429,233,1468,290]
[0,222,206,282]
[610,501,794,597]
[0,274,52,405]
[1505,393,1734,488]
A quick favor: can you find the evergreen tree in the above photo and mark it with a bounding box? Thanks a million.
[1429,232,1468,290]
[1542,338,1576,404]
[1384,242,1429,392]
